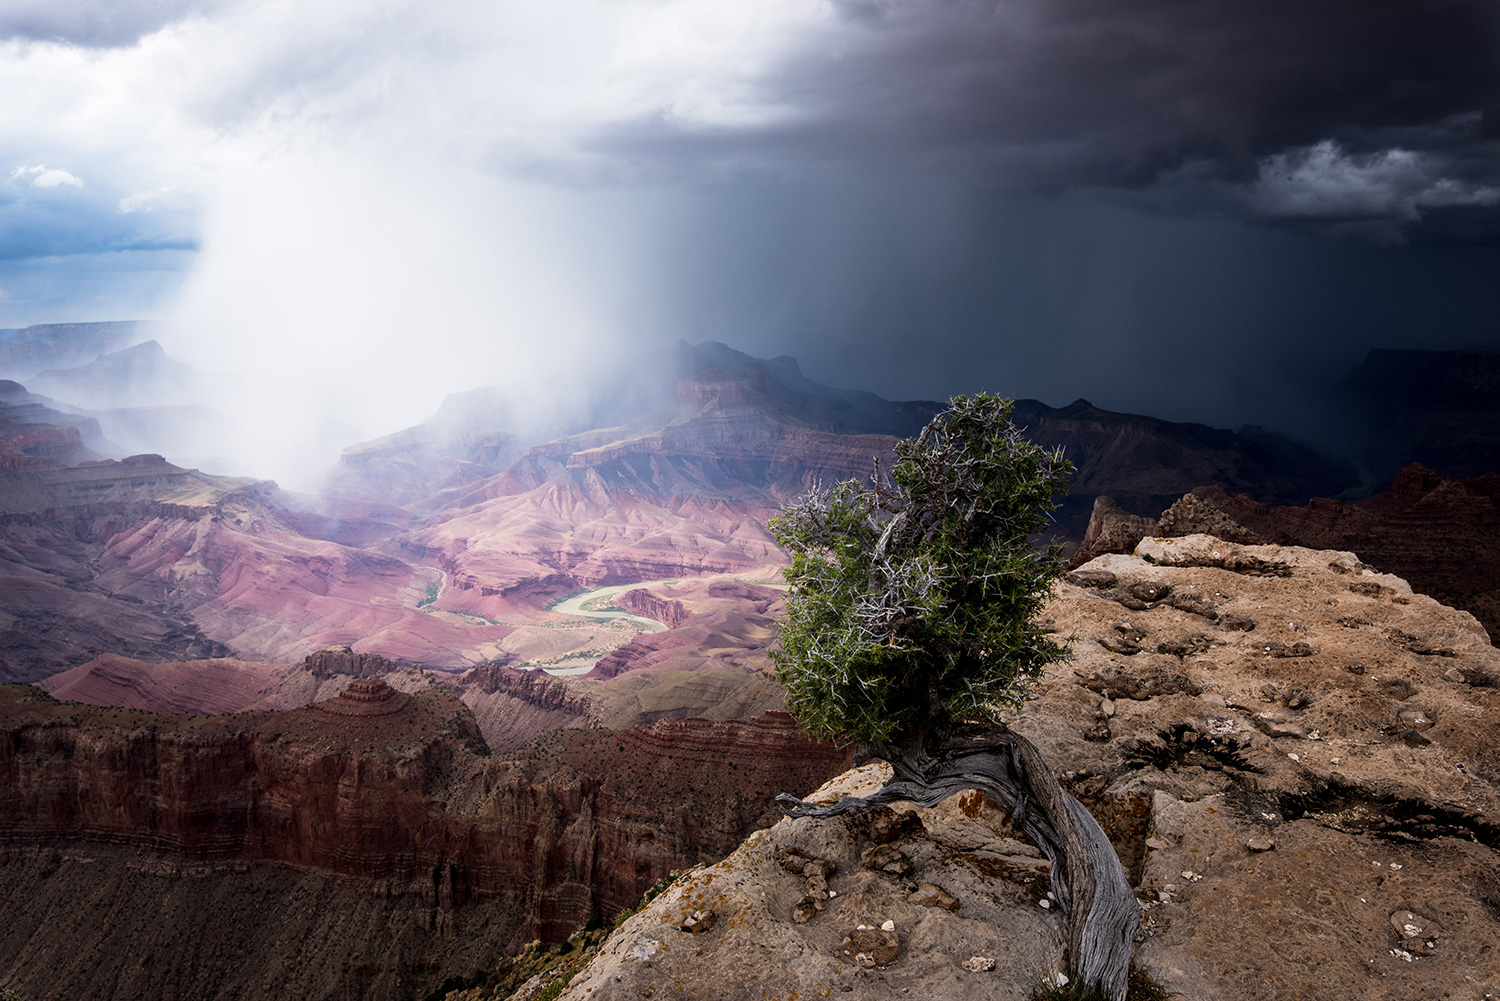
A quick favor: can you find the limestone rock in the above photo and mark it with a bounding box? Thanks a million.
[861,844,916,877]
[1038,539,1500,1000]
[1078,496,1160,560]
[1155,493,1264,546]
[557,763,1065,1000]
[909,882,960,911]
[844,926,902,967]
[679,908,716,934]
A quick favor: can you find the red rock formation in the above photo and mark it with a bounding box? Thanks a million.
[589,580,781,680]
[300,645,404,680]
[450,661,600,751]
[616,588,688,628]
[0,683,848,998]
[36,653,291,713]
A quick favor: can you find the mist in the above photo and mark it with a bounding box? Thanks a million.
[155,153,644,490]
[148,161,1500,491]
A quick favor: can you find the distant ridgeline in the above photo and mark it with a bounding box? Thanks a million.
[0,320,144,380]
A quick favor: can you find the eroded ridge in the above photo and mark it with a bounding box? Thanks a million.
[309,677,413,717]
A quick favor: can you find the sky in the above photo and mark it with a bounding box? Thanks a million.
[2,0,1498,485]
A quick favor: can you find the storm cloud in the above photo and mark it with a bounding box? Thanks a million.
[592,0,1500,239]
[0,0,235,48]
[1,0,1498,487]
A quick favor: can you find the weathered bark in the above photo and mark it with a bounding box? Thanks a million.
[778,722,1138,1000]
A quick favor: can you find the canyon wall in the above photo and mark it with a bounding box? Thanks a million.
[0,683,846,1000]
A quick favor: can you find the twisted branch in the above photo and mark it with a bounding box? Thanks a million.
[779,723,1138,1001]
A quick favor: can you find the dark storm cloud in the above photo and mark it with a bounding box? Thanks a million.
[597,0,1500,240]
[0,0,229,47]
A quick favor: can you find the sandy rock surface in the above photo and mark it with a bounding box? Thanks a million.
[560,762,1066,1001]
[561,535,1500,1001]
[1035,535,1500,999]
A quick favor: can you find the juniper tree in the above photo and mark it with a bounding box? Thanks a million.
[770,394,1138,1001]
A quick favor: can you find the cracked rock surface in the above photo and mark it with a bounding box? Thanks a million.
[1032,535,1500,1000]
[563,536,1500,1001]
[559,766,1064,1000]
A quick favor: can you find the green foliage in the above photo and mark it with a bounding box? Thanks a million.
[534,972,574,1001]
[769,394,1072,743]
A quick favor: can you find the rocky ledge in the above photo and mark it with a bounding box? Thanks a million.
[537,536,1500,1001]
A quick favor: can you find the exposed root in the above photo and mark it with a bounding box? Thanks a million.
[779,722,1139,1001]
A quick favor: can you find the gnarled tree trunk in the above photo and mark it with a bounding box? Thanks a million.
[778,722,1138,1000]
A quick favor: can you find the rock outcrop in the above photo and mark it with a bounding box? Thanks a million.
[1073,465,1500,643]
[0,686,847,1001]
[561,765,1065,1001]
[450,661,601,751]
[540,537,1500,1001]
[616,587,689,628]
[300,645,405,680]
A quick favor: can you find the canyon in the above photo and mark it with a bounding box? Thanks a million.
[2,323,1499,999]
[0,331,1369,680]
[6,535,1495,999]
[0,681,848,1001]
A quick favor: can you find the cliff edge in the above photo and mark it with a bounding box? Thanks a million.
[535,537,1500,1001]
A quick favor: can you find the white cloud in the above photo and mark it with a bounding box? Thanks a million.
[1249,140,1500,223]
[11,163,84,187]
[118,186,171,212]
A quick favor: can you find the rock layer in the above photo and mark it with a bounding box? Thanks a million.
[561,765,1064,1001]
[0,687,846,1000]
